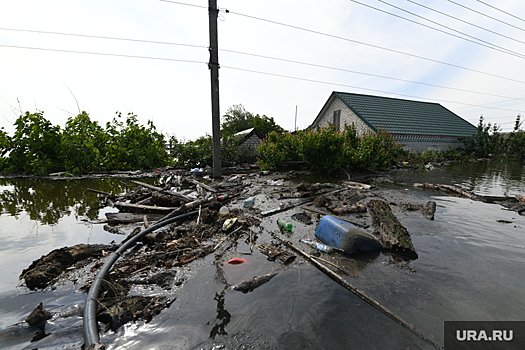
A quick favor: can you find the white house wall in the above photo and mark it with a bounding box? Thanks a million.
[238,133,262,156]
[315,97,373,136]
[392,134,464,152]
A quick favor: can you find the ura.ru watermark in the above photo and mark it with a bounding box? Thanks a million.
[445,321,525,349]
[456,329,513,342]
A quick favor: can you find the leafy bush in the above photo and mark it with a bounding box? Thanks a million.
[0,127,10,170]
[504,115,525,160]
[258,125,403,174]
[352,129,405,171]
[60,112,108,173]
[462,115,525,160]
[6,112,62,174]
[257,131,302,170]
[463,116,505,158]
[104,113,169,170]
[0,111,171,174]
[171,134,243,169]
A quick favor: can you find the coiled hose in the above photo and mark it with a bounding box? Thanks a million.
[83,210,198,348]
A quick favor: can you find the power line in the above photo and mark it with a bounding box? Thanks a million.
[351,0,525,59]
[1,41,522,114]
[157,0,525,83]
[407,0,525,46]
[477,0,525,24]
[3,26,523,100]
[0,27,208,50]
[159,0,207,9]
[448,0,525,33]
[0,43,206,64]
[221,48,525,101]
[222,65,524,113]
[225,9,525,84]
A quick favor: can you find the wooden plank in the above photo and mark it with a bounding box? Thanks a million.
[129,180,192,202]
[114,201,178,214]
[184,178,217,193]
[105,212,164,224]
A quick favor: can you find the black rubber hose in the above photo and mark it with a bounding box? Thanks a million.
[83,210,199,348]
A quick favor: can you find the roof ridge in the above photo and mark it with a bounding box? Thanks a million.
[333,91,442,106]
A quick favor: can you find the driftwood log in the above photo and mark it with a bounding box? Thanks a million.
[402,201,436,220]
[114,201,178,214]
[413,183,479,201]
[366,199,418,259]
[413,183,521,205]
[130,180,192,202]
[105,212,164,224]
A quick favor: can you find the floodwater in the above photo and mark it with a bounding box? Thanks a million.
[0,162,524,350]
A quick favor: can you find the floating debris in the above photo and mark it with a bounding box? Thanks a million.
[231,273,278,293]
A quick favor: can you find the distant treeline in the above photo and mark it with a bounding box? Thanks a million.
[462,115,525,160]
[0,111,522,175]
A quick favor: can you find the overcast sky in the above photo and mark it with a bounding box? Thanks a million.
[1,0,524,140]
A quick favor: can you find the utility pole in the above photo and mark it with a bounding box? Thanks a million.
[208,0,221,178]
[294,105,298,131]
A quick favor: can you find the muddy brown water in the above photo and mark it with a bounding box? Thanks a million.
[0,162,524,349]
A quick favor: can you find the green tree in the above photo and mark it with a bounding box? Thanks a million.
[170,134,243,168]
[0,127,11,170]
[505,115,525,160]
[60,112,108,173]
[104,112,169,170]
[221,104,284,137]
[463,116,504,158]
[7,111,62,174]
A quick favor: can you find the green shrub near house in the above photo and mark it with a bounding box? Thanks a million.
[257,126,405,174]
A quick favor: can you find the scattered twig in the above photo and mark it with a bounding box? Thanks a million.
[309,255,352,275]
[269,230,442,350]
[185,178,217,193]
[196,205,202,225]
[213,226,243,251]
[87,188,113,196]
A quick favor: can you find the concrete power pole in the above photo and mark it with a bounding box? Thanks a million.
[208,0,222,178]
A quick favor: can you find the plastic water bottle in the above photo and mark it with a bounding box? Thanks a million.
[218,206,229,217]
[277,219,293,232]
[300,239,334,253]
[217,194,229,202]
[243,196,255,208]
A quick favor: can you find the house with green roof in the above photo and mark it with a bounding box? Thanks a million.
[308,91,477,152]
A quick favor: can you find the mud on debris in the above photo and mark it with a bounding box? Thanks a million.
[21,169,523,337]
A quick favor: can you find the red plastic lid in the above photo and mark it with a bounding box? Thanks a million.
[226,258,246,265]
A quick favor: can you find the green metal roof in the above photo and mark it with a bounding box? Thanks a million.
[332,91,477,137]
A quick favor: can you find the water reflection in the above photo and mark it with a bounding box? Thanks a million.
[208,291,231,338]
[0,178,131,225]
[393,161,525,197]
[456,161,525,196]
